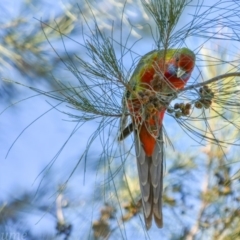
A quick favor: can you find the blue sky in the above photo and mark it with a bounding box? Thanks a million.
[1,0,240,239]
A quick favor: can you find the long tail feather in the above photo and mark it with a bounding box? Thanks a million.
[135,128,164,229]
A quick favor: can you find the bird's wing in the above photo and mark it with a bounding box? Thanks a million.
[118,95,132,141]
[118,122,134,141]
[135,127,164,229]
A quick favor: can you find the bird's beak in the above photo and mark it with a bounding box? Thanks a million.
[177,68,186,78]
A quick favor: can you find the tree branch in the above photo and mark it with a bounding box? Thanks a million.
[181,72,240,92]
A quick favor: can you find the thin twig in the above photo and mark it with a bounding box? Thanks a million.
[181,72,240,92]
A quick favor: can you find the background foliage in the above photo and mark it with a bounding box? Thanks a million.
[1,0,240,239]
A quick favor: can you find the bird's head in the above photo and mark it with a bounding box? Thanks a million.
[167,48,196,80]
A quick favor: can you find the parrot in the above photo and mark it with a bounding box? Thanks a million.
[119,48,195,229]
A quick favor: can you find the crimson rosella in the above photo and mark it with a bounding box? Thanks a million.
[119,48,196,229]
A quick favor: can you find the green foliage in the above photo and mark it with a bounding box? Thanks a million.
[142,0,189,49]
[2,0,240,239]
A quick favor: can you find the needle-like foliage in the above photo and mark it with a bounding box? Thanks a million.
[3,0,240,238]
